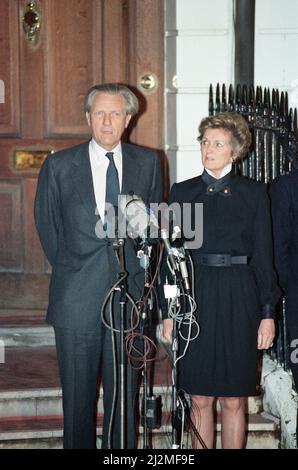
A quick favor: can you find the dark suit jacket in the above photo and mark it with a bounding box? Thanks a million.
[34,141,162,331]
[270,169,298,290]
[270,169,298,324]
[161,173,279,319]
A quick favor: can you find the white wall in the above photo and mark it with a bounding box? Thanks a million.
[165,0,298,185]
[255,0,298,110]
[165,0,235,184]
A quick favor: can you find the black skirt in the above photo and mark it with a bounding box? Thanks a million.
[178,263,260,397]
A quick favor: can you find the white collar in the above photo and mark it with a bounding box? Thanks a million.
[90,139,121,160]
[205,163,232,179]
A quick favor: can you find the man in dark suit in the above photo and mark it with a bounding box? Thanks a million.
[34,83,162,449]
[270,163,298,393]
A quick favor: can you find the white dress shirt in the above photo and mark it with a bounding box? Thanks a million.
[89,139,122,220]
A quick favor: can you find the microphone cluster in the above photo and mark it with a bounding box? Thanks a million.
[120,193,191,291]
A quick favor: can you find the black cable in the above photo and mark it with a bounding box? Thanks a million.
[178,390,208,450]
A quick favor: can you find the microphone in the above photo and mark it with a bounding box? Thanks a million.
[160,228,178,273]
[119,192,159,240]
[175,246,191,294]
[137,247,151,269]
[161,228,191,294]
[118,192,158,270]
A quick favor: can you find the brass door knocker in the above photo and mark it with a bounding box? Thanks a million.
[22,1,41,45]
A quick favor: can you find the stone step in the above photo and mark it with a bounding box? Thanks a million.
[0,389,63,418]
[0,312,54,348]
[154,412,280,449]
[0,412,279,449]
[0,339,279,449]
[0,309,46,319]
[0,386,262,419]
[0,315,275,448]
[0,386,168,419]
[0,347,60,392]
[0,311,274,419]
[0,327,54,348]
[0,346,262,416]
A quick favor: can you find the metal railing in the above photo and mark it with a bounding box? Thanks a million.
[209,83,298,371]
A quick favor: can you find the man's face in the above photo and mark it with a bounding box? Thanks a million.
[86,93,132,150]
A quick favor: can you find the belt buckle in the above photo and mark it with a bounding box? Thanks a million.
[219,254,231,266]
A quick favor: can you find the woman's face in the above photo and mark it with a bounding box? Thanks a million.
[201,128,234,178]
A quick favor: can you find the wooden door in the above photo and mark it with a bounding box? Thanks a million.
[0,0,164,310]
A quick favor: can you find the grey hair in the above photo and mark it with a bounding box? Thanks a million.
[84,83,139,116]
[198,112,252,160]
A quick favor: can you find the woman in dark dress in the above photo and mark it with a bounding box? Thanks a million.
[162,113,280,449]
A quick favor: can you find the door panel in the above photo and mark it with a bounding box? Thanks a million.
[0,0,164,309]
[0,0,20,136]
[128,0,164,149]
[0,181,22,271]
[45,0,103,136]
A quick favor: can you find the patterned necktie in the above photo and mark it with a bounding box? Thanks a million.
[105,152,120,208]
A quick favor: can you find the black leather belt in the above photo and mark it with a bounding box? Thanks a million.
[196,254,248,267]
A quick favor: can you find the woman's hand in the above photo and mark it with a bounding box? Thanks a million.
[162,318,174,343]
[257,318,275,350]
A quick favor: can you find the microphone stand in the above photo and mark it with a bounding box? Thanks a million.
[140,241,157,449]
[162,239,183,449]
[141,273,150,449]
[113,234,128,449]
[171,275,181,449]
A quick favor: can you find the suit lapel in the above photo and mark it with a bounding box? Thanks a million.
[71,142,99,219]
[121,143,142,195]
[71,142,143,219]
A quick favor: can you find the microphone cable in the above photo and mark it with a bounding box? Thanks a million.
[100,271,140,334]
[125,242,164,370]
